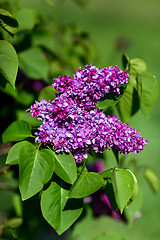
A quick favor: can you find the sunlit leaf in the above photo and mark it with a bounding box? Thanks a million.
[111,168,138,213]
[38,85,58,101]
[130,58,147,76]
[6,141,29,165]
[69,167,104,198]
[41,181,83,235]
[2,120,33,143]
[0,40,18,88]
[19,143,54,200]
[137,72,159,118]
[53,152,77,185]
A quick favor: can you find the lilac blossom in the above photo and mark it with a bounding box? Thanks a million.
[53,63,129,109]
[27,63,148,162]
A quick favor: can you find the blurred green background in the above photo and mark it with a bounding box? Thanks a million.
[1,0,160,239]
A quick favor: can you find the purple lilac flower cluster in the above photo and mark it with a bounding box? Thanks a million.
[27,63,148,162]
[53,64,129,109]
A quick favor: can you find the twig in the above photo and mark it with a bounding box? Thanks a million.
[0,166,11,175]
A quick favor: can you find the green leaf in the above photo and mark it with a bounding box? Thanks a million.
[137,72,159,118]
[111,168,138,213]
[99,169,112,179]
[144,167,159,193]
[6,141,29,165]
[41,182,83,235]
[16,110,41,127]
[0,40,18,88]
[93,232,125,240]
[130,58,147,76]
[18,47,49,80]
[19,143,54,200]
[15,8,38,31]
[69,168,104,198]
[38,85,58,101]
[118,76,139,122]
[0,8,18,36]
[2,120,33,143]
[53,152,77,185]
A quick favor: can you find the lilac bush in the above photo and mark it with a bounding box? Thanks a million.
[27,63,148,162]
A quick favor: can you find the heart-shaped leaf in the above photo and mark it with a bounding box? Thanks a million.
[111,168,138,213]
[69,168,104,198]
[19,143,54,200]
[41,182,83,235]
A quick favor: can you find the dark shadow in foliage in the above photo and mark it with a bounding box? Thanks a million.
[0,14,18,28]
[63,198,83,211]
[52,173,72,191]
[0,72,7,88]
[104,178,117,211]
[96,84,127,110]
[131,88,140,116]
[13,33,32,53]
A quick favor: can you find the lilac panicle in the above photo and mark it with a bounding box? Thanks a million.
[53,64,129,109]
[27,63,148,162]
